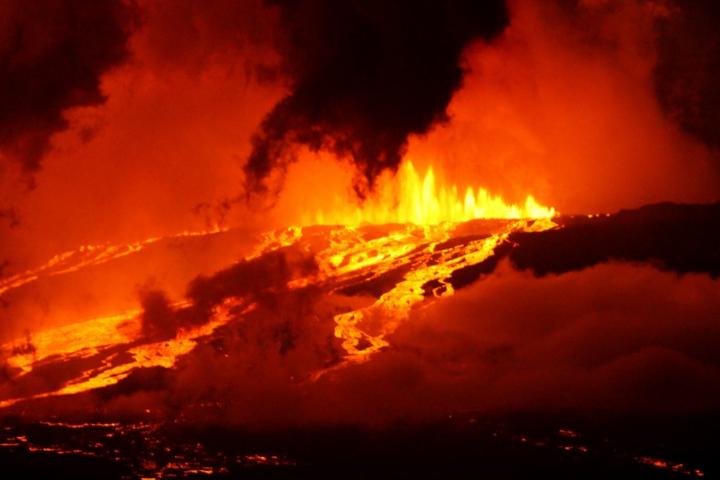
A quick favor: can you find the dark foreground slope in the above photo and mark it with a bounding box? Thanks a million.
[510,202,720,276]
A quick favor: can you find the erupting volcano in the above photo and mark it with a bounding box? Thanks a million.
[1,160,557,404]
[1,0,719,478]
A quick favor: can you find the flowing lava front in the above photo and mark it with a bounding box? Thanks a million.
[0,161,556,406]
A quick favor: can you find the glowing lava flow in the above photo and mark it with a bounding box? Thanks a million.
[0,221,315,407]
[0,162,557,403]
[0,299,253,408]
[315,218,556,366]
[0,226,228,297]
[304,160,557,363]
[51,298,252,398]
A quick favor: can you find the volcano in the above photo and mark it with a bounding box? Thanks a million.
[2,0,720,478]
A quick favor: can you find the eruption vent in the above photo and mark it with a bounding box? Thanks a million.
[309,160,555,226]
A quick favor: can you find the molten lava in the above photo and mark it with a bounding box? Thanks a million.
[316,218,556,366]
[303,160,556,364]
[310,160,555,226]
[1,163,555,405]
[0,227,228,298]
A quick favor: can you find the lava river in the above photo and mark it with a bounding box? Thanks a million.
[0,215,555,408]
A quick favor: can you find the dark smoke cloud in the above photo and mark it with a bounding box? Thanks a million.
[655,0,720,150]
[243,0,509,192]
[0,0,136,173]
[139,244,318,341]
[139,289,176,340]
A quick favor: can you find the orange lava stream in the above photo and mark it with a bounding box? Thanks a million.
[53,298,250,398]
[0,227,228,298]
[317,218,556,367]
[305,161,557,365]
[0,161,557,401]
[0,222,308,407]
[0,298,250,409]
[5,309,141,376]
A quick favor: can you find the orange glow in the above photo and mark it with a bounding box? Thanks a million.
[53,298,249,397]
[0,226,228,298]
[314,218,556,367]
[1,211,556,403]
[0,5,717,475]
[290,159,556,364]
[308,160,555,226]
[0,298,249,407]
[1,156,558,401]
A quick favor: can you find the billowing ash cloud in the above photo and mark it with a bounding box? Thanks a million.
[655,0,720,151]
[0,0,136,173]
[244,0,509,191]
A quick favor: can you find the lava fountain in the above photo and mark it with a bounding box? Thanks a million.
[1,159,557,404]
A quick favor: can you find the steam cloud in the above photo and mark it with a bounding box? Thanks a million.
[84,263,720,426]
[0,0,135,174]
[243,0,509,192]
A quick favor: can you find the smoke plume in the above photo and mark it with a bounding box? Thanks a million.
[0,0,136,174]
[655,0,720,151]
[243,0,509,192]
